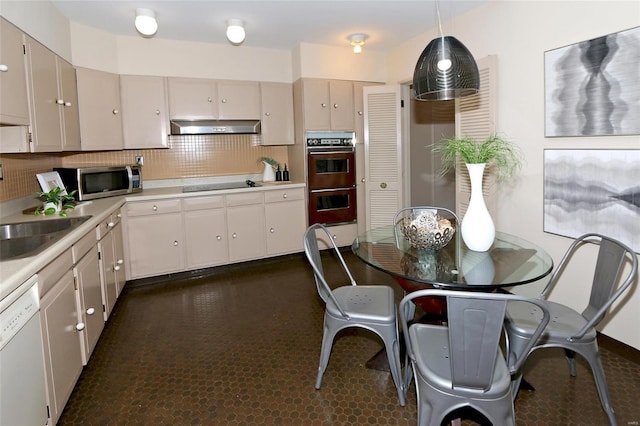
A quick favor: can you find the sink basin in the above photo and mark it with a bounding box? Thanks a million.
[0,216,92,260]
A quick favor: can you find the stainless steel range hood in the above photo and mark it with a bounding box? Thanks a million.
[170,119,261,135]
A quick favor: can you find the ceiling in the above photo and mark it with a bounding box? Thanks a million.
[49,0,486,52]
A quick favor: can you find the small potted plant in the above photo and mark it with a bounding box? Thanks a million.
[433,134,523,252]
[34,187,77,216]
[257,156,280,182]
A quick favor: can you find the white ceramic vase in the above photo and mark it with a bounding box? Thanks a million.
[460,163,495,252]
[43,201,61,214]
[262,161,276,182]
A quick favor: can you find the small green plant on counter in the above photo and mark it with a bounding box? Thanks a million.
[34,187,77,216]
[434,134,523,181]
[257,156,280,168]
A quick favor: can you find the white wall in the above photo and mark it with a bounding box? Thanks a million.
[0,0,72,61]
[389,0,640,349]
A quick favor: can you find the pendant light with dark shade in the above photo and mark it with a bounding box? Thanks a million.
[413,0,479,101]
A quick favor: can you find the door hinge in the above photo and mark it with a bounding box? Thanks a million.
[73,276,78,290]
[401,99,405,108]
[98,251,102,260]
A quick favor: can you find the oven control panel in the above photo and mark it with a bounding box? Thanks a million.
[306,137,353,147]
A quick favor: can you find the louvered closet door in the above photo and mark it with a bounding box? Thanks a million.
[364,85,404,229]
[455,55,498,219]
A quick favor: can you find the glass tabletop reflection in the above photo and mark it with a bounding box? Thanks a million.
[352,226,553,290]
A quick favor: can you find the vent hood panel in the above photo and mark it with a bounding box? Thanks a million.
[170,120,261,135]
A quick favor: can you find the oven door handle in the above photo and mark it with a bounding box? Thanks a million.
[307,149,354,154]
[309,186,356,193]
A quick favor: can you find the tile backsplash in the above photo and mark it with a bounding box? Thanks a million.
[0,134,288,202]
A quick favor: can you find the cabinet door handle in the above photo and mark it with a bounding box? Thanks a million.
[117,213,122,218]
[173,240,179,246]
[282,193,287,199]
[0,64,8,72]
[380,182,387,189]
[216,235,222,240]
[270,228,275,233]
[65,101,72,107]
[361,178,366,183]
[112,109,119,115]
[358,111,363,116]
[333,103,338,109]
[155,109,160,115]
[207,97,212,103]
[117,259,124,265]
[86,308,95,315]
[75,322,85,332]
[232,233,237,239]
[264,112,271,116]
[332,234,337,240]
[152,205,158,211]
[56,99,65,105]
[221,98,227,103]
[321,103,327,108]
[108,221,115,228]
[113,265,121,271]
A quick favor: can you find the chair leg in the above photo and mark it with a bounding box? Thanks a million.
[383,335,407,406]
[315,320,338,389]
[583,348,617,426]
[564,349,577,377]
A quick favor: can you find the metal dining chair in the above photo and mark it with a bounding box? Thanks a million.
[504,233,638,426]
[399,289,550,426]
[303,223,406,406]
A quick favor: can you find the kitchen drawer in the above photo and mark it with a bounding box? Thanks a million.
[125,199,182,217]
[72,230,96,264]
[95,212,120,240]
[226,192,264,207]
[314,223,358,249]
[264,188,305,203]
[38,249,73,298]
[183,195,225,211]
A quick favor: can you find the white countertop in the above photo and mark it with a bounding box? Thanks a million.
[0,180,306,301]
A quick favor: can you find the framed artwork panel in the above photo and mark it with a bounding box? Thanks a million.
[543,149,639,252]
[545,26,640,137]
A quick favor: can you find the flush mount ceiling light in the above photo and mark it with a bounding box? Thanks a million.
[134,8,158,37]
[412,0,479,101]
[348,33,368,54]
[226,19,246,45]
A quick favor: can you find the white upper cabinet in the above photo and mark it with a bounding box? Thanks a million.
[120,75,169,149]
[168,77,260,120]
[259,82,294,145]
[301,79,355,131]
[76,67,124,151]
[0,18,29,126]
[24,36,81,152]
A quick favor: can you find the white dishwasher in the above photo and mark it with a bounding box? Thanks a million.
[0,275,48,425]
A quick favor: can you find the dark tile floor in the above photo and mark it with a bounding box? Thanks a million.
[59,251,640,425]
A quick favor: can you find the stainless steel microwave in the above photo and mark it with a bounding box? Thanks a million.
[54,165,143,201]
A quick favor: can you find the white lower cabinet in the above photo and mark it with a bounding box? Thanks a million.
[183,195,228,269]
[265,188,306,255]
[124,199,185,279]
[315,222,358,250]
[96,209,126,318]
[227,192,266,262]
[38,250,83,426]
[74,245,103,364]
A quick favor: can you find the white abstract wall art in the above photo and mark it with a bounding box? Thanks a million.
[545,26,640,137]
[544,149,639,252]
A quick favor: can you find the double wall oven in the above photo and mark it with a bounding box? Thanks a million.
[306,132,357,226]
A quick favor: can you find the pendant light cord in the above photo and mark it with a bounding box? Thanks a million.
[436,0,443,37]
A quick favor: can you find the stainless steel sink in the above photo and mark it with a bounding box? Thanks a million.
[0,216,92,260]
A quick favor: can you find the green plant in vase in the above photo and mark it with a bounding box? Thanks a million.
[433,134,523,252]
[434,134,523,181]
[34,187,77,216]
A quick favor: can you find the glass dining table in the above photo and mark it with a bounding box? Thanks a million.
[352,225,554,317]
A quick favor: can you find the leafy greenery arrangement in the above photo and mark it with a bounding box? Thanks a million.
[34,187,77,216]
[434,134,523,180]
[257,156,280,168]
